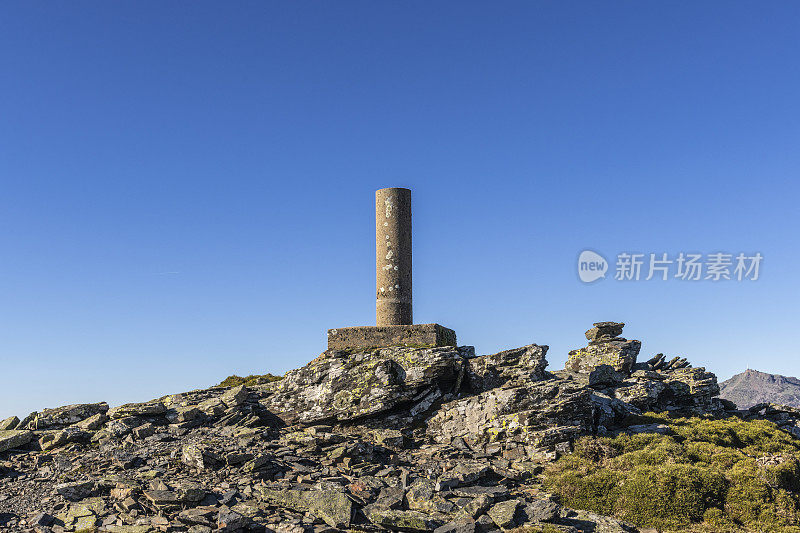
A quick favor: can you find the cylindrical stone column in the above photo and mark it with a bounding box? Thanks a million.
[376,187,412,325]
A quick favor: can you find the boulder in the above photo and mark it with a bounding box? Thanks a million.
[257,487,353,528]
[366,508,444,531]
[0,416,19,430]
[54,480,96,501]
[614,380,667,411]
[487,499,521,528]
[30,402,109,430]
[522,498,560,522]
[466,344,548,392]
[107,402,166,419]
[589,364,626,388]
[76,413,108,431]
[427,376,593,454]
[566,338,641,374]
[40,426,91,451]
[0,429,34,453]
[585,322,625,341]
[263,345,466,425]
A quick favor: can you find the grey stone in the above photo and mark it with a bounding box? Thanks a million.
[221,385,248,407]
[107,401,166,419]
[257,487,353,528]
[427,377,593,453]
[217,510,250,531]
[614,380,666,411]
[31,402,109,429]
[487,499,520,528]
[264,345,465,425]
[0,416,19,430]
[589,364,626,388]
[474,514,495,533]
[405,478,454,514]
[585,322,625,341]
[627,423,670,435]
[523,499,560,522]
[133,422,156,439]
[366,508,444,531]
[41,426,90,450]
[566,337,641,374]
[54,480,95,501]
[434,519,477,533]
[0,429,34,453]
[467,344,549,391]
[75,413,108,431]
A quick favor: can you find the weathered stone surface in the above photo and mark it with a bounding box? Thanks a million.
[30,402,109,430]
[327,323,457,351]
[614,380,667,411]
[487,499,520,528]
[566,338,641,374]
[257,487,353,527]
[585,321,625,341]
[264,345,466,424]
[221,385,248,407]
[54,480,96,501]
[589,364,626,388]
[372,428,405,448]
[40,426,91,451]
[0,429,34,453]
[367,508,444,531]
[406,478,455,513]
[107,401,166,419]
[427,377,593,453]
[665,366,720,405]
[75,412,108,431]
[0,416,19,431]
[466,344,548,392]
[523,498,561,523]
[434,519,477,533]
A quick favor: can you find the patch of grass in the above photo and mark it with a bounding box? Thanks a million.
[543,414,800,532]
[216,373,283,387]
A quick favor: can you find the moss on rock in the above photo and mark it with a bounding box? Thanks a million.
[216,373,282,387]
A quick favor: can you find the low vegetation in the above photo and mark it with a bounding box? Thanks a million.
[216,373,283,387]
[543,414,800,532]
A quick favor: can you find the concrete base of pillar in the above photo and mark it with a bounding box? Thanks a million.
[327,323,457,351]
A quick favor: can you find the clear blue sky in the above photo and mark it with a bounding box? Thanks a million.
[2,2,799,420]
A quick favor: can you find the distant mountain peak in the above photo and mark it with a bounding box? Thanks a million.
[720,369,800,409]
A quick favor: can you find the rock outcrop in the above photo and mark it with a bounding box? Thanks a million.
[0,322,777,533]
[565,322,641,374]
[262,345,470,426]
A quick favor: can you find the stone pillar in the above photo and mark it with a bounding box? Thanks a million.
[376,188,412,325]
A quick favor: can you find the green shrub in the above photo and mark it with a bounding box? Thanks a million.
[217,373,283,387]
[543,414,800,532]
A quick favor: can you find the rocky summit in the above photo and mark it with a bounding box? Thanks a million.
[720,368,800,409]
[2,323,800,533]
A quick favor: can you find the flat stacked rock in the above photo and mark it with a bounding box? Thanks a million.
[565,322,641,374]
